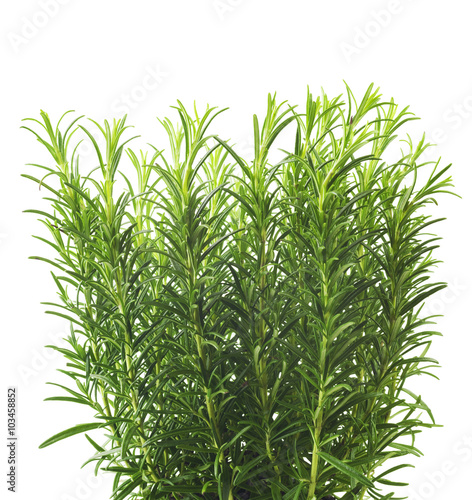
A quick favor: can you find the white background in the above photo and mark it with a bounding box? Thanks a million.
[1,1,471,499]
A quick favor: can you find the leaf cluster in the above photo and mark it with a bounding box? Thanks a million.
[23,84,456,500]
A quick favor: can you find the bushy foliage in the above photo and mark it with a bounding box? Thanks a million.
[23,84,455,500]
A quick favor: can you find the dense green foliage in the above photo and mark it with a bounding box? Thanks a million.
[23,85,455,500]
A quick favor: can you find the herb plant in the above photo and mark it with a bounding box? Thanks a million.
[23,84,455,500]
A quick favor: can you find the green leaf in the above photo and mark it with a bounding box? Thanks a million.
[317,451,374,488]
[39,423,104,448]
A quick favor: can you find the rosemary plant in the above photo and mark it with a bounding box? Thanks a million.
[23,84,455,500]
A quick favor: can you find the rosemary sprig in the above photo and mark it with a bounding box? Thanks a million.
[23,84,456,500]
